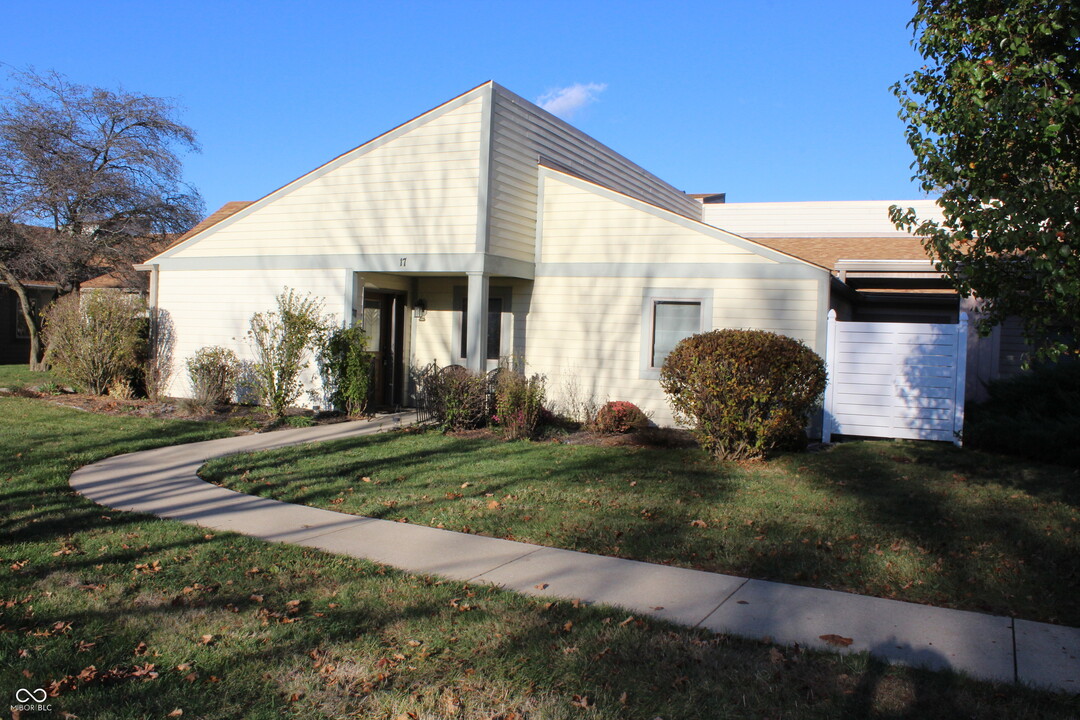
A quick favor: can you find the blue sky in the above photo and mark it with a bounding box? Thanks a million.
[5,1,929,216]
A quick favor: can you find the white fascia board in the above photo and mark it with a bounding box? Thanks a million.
[538,166,830,272]
[153,82,495,262]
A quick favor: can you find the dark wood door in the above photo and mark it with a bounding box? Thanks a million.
[362,292,405,408]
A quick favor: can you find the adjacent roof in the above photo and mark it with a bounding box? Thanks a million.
[748,236,932,271]
[174,201,254,243]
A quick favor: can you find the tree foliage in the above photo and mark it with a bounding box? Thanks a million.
[891,1,1080,359]
[0,68,202,367]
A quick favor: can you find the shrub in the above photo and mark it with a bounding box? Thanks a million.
[186,346,239,407]
[592,400,648,434]
[247,288,331,419]
[965,361,1080,467]
[429,365,489,430]
[145,308,176,402]
[660,329,826,461]
[494,371,546,440]
[42,292,147,396]
[318,325,374,416]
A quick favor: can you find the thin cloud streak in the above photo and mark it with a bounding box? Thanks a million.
[536,82,607,119]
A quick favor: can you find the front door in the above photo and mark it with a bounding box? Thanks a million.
[362,292,405,408]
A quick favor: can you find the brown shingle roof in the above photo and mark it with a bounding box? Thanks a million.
[747,236,932,270]
[174,201,254,244]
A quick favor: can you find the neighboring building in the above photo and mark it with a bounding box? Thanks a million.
[701,200,1029,401]
[142,82,829,425]
[1,231,177,365]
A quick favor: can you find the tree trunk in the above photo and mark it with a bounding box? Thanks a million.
[0,264,48,369]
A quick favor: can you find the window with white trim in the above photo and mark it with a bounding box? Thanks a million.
[639,288,712,379]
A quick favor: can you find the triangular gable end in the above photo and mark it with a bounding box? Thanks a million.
[536,166,830,270]
[153,81,496,262]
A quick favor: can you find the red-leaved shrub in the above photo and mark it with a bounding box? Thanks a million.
[592,400,648,434]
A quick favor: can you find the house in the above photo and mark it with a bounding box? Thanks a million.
[141,81,830,426]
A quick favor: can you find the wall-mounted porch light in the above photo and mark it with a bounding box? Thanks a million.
[413,299,427,320]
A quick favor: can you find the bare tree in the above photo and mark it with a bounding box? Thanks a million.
[0,68,203,368]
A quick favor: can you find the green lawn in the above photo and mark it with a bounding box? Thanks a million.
[202,430,1080,627]
[1,392,1077,717]
[0,363,56,389]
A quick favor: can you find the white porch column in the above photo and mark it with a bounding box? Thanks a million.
[465,271,489,373]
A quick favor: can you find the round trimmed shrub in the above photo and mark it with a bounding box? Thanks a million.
[593,400,648,434]
[659,329,826,460]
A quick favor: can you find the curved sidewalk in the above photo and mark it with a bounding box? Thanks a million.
[69,414,1079,694]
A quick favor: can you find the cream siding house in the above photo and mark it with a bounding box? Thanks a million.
[144,82,830,426]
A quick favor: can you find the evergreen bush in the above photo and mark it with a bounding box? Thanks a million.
[660,329,826,460]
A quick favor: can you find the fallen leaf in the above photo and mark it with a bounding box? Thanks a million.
[570,695,592,708]
[690,519,708,528]
[133,641,148,656]
[487,500,501,510]
[249,594,264,603]
[534,583,549,590]
[563,621,573,632]
[167,709,183,717]
[819,634,854,647]
[198,634,214,646]
[769,647,785,664]
[618,616,635,627]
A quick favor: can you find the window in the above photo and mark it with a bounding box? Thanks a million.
[640,288,712,379]
[460,296,503,360]
[651,300,701,367]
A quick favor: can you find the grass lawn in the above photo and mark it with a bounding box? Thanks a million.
[0,381,1074,717]
[202,430,1080,628]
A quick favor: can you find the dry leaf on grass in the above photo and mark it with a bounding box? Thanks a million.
[819,634,854,647]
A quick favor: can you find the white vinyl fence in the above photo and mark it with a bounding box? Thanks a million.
[822,310,968,445]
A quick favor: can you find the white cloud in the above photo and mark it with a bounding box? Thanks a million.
[536,82,608,119]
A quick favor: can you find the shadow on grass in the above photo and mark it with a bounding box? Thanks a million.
[791,441,1080,625]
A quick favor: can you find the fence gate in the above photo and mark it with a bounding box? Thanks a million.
[822,310,968,445]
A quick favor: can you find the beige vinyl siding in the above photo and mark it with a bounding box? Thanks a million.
[166,96,485,259]
[539,173,772,264]
[157,268,347,401]
[525,276,821,427]
[486,85,700,264]
[411,277,532,371]
[411,278,459,369]
[701,199,944,238]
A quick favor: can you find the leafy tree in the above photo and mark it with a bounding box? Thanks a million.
[0,68,203,368]
[891,1,1080,360]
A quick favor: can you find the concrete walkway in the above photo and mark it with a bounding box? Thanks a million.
[69,414,1079,694]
